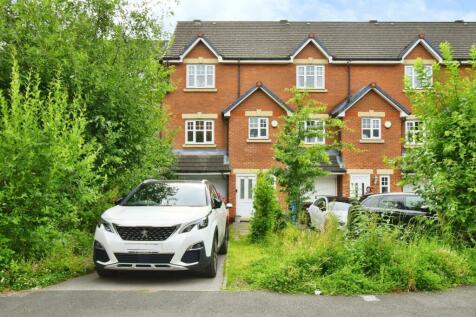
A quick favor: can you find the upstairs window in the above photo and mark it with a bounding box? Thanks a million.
[249,117,268,139]
[303,120,325,144]
[362,118,381,139]
[380,175,390,193]
[404,65,432,89]
[405,120,423,145]
[186,64,215,88]
[296,65,325,89]
[185,120,214,144]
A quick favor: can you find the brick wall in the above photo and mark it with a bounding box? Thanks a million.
[164,40,456,208]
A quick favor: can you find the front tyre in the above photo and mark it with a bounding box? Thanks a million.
[218,226,229,255]
[202,235,218,278]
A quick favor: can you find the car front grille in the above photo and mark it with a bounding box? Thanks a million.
[114,253,174,264]
[114,225,177,241]
[181,250,200,264]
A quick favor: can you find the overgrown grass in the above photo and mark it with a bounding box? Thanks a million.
[0,230,94,292]
[226,218,476,295]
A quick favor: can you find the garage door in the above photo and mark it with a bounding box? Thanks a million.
[177,175,228,201]
[313,175,337,196]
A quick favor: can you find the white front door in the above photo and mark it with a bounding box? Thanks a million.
[236,174,256,219]
[350,174,370,198]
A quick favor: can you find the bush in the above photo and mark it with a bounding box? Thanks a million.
[250,172,282,242]
[400,44,476,243]
[0,62,99,288]
[227,215,476,295]
[0,230,93,291]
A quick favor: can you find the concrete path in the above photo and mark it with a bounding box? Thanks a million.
[46,255,225,292]
[1,286,475,317]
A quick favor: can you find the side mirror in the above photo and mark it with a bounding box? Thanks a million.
[212,198,222,209]
[226,203,233,209]
[114,197,123,205]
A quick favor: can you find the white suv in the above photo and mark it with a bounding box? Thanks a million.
[93,179,230,278]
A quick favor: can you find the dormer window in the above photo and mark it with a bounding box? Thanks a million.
[296,65,325,89]
[186,64,215,88]
[404,65,432,89]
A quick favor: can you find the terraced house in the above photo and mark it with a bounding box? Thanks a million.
[163,20,476,220]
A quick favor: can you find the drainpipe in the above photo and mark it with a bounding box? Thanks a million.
[347,60,352,101]
[237,59,241,98]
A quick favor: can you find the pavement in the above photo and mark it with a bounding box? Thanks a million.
[1,286,476,317]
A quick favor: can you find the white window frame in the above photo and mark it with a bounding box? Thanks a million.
[380,175,390,193]
[248,117,269,139]
[185,120,214,144]
[296,65,325,89]
[361,118,381,140]
[303,120,325,144]
[405,120,423,145]
[404,65,433,89]
[186,64,215,88]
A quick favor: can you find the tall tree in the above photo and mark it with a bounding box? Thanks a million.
[400,43,476,243]
[0,0,174,193]
[273,89,346,221]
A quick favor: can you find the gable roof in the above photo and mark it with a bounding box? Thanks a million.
[178,36,223,62]
[330,83,411,117]
[290,36,333,62]
[223,83,293,117]
[399,37,443,62]
[165,21,476,62]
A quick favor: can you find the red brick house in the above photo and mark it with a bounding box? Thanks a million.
[163,20,475,220]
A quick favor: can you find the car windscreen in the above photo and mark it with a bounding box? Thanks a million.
[122,182,207,207]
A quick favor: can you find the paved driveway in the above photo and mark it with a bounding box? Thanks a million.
[46,255,225,292]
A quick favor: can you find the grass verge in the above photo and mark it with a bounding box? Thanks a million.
[226,219,476,295]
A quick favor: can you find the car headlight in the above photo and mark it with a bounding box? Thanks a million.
[179,214,210,234]
[97,218,114,233]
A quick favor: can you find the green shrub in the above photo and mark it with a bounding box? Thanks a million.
[227,215,476,295]
[0,62,99,289]
[250,172,281,242]
[399,44,476,243]
[0,230,93,291]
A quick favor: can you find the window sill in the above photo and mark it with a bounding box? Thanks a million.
[183,88,217,92]
[404,143,423,148]
[247,139,272,143]
[302,142,325,147]
[360,139,384,144]
[297,89,327,93]
[183,144,217,148]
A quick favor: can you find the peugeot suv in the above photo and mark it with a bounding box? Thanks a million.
[93,179,230,278]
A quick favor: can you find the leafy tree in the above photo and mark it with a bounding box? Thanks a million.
[400,43,476,243]
[0,60,98,262]
[273,89,346,220]
[250,172,281,242]
[0,0,174,194]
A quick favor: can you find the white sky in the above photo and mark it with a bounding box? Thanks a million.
[140,0,476,33]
